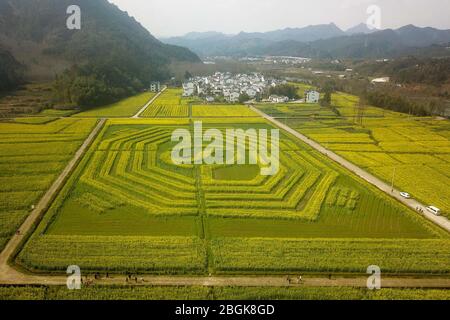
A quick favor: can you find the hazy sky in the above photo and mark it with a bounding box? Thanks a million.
[108,0,450,38]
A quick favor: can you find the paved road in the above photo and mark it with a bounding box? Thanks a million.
[250,106,450,232]
[132,87,167,118]
[0,119,106,284]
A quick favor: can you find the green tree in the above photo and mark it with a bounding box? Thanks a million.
[239,93,250,103]
[269,84,299,100]
[184,71,193,80]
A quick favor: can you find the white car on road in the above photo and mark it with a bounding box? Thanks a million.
[427,206,441,216]
[400,192,411,199]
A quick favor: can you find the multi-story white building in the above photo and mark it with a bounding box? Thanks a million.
[182,82,195,97]
[305,90,320,103]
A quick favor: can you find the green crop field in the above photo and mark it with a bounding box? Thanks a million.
[289,82,316,98]
[256,92,450,218]
[192,105,259,117]
[16,115,450,275]
[74,92,155,118]
[0,118,98,251]
[0,285,449,300]
[258,103,336,118]
[141,89,198,118]
[0,86,448,303]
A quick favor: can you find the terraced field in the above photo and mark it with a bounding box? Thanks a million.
[0,118,98,251]
[16,117,450,274]
[257,92,450,218]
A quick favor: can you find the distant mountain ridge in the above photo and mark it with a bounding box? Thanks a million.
[346,23,377,35]
[162,24,450,58]
[234,23,345,42]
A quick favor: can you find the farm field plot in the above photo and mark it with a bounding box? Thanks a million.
[0,118,98,251]
[141,89,196,118]
[262,92,450,217]
[16,118,449,274]
[1,285,449,300]
[74,92,155,118]
[38,109,79,117]
[11,117,59,125]
[212,238,450,274]
[192,105,259,117]
[331,92,400,118]
[257,103,336,118]
[289,82,315,98]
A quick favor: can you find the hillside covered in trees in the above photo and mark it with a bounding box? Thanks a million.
[0,46,24,91]
[355,57,450,86]
[0,0,201,107]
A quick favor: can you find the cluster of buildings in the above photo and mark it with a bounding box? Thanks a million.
[268,90,320,104]
[182,72,321,104]
[237,56,310,66]
[182,72,283,103]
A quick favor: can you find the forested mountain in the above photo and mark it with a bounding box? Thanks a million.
[355,57,450,85]
[0,46,24,91]
[0,0,200,107]
[163,24,450,59]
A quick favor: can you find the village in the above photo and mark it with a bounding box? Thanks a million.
[182,72,320,104]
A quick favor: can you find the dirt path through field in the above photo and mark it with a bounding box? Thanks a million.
[250,106,450,233]
[132,87,167,118]
[1,270,450,288]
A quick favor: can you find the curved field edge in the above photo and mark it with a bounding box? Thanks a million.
[0,285,449,300]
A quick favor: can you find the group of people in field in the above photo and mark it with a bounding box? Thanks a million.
[286,275,303,285]
[126,274,145,284]
[78,272,148,287]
